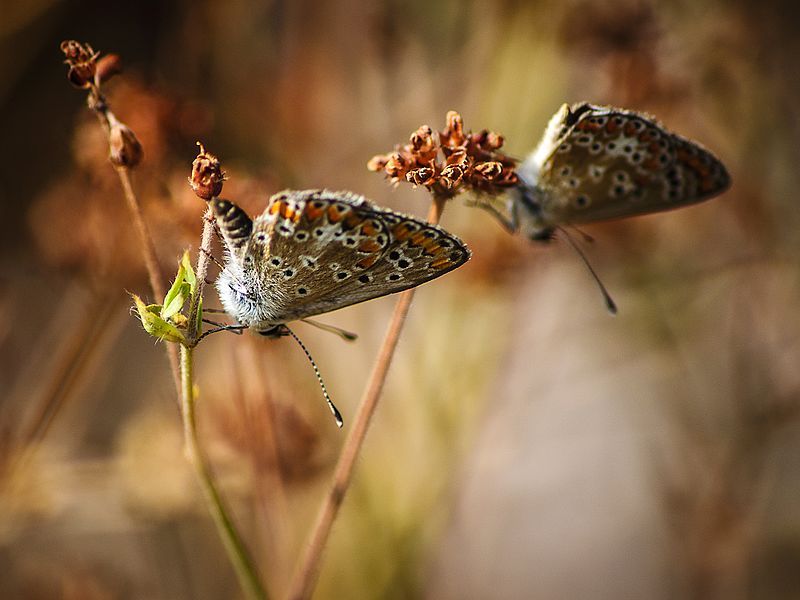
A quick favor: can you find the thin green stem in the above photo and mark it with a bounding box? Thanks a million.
[180,344,268,600]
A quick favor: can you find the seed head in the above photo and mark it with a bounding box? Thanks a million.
[368,110,518,197]
[189,142,225,200]
[61,40,99,89]
[109,120,144,168]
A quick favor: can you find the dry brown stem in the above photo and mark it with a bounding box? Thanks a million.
[287,194,447,600]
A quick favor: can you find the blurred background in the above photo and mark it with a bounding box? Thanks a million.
[1,0,799,598]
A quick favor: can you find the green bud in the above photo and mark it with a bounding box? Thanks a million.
[131,294,187,345]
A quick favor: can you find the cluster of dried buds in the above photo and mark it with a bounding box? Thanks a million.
[368,111,518,197]
[61,40,142,168]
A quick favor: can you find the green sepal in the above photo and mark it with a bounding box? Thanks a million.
[181,250,197,295]
[162,282,190,320]
[131,293,187,345]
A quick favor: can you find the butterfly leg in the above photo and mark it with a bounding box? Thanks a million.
[195,321,247,344]
[469,197,518,233]
[200,247,225,270]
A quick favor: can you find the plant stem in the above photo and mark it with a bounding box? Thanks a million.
[115,166,182,393]
[188,206,214,343]
[287,194,447,600]
[180,344,268,600]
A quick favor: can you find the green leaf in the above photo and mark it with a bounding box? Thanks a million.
[181,250,197,295]
[162,282,190,320]
[162,256,188,314]
[131,294,187,345]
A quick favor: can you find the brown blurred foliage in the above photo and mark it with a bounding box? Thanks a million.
[1,1,800,599]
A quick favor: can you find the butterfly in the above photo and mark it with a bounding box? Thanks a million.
[209,189,470,424]
[212,189,470,333]
[482,102,731,241]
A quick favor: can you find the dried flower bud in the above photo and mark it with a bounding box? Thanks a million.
[442,110,466,147]
[61,40,99,89]
[95,54,122,85]
[441,164,464,188]
[384,152,408,179]
[410,125,435,153]
[109,121,143,168]
[474,161,503,180]
[445,147,468,167]
[406,167,435,186]
[367,154,389,172]
[190,142,225,200]
[485,132,504,150]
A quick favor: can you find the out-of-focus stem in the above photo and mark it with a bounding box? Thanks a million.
[114,166,181,392]
[287,194,447,600]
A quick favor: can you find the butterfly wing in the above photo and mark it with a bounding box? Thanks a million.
[240,189,469,324]
[531,104,730,228]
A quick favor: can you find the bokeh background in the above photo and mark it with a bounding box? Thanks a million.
[2,0,800,598]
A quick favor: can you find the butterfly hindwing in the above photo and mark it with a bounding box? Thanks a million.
[532,104,730,227]
[233,190,469,325]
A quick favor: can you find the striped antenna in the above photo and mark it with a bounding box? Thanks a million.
[285,326,344,428]
[557,226,618,315]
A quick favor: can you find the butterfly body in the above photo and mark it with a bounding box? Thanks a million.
[505,103,731,240]
[213,189,470,333]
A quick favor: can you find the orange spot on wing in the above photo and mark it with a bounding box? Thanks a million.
[360,221,378,237]
[345,212,363,229]
[700,177,717,193]
[422,240,442,256]
[392,223,413,241]
[430,257,452,270]
[642,157,661,171]
[409,231,428,246]
[605,120,619,134]
[358,239,382,253]
[356,255,378,269]
[279,203,295,220]
[327,204,346,223]
[304,204,325,221]
[639,130,655,143]
[269,201,282,215]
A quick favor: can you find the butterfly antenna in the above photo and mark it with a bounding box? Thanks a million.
[557,226,618,315]
[285,326,344,428]
[301,318,358,341]
[569,225,595,244]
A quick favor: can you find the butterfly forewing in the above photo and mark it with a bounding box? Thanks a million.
[532,104,730,228]
[224,190,469,326]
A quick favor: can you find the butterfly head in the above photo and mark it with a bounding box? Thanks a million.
[506,179,556,242]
